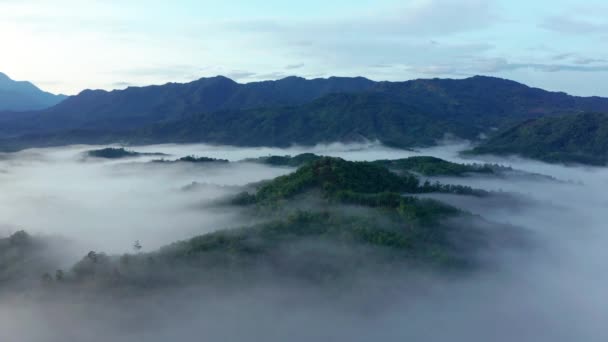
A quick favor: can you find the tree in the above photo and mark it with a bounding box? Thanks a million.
[133,240,142,253]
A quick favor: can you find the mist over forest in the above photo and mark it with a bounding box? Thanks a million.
[1,141,606,342]
[3,0,608,339]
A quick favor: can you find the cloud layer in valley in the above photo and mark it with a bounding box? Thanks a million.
[0,142,608,341]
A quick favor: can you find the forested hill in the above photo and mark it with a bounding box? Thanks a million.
[0,76,375,135]
[3,156,510,289]
[469,112,608,165]
[1,75,608,150]
[130,92,478,147]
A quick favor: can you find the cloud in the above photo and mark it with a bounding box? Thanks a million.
[356,0,500,36]
[285,63,305,70]
[550,53,606,65]
[407,57,608,77]
[573,57,607,65]
[250,71,289,80]
[224,70,257,80]
[541,15,608,35]
[552,53,574,61]
[117,65,205,79]
[111,81,134,88]
[228,0,499,38]
[0,144,297,255]
[483,59,608,73]
[5,142,608,340]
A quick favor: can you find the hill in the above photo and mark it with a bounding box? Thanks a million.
[0,72,66,111]
[469,112,608,165]
[0,156,522,292]
[131,92,478,148]
[373,76,608,122]
[234,157,485,207]
[0,76,374,137]
[247,153,496,177]
[373,156,494,176]
[28,158,501,289]
[1,75,608,150]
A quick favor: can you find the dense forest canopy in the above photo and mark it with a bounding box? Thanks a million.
[469,112,608,165]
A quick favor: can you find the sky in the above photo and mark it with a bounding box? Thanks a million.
[1,0,607,96]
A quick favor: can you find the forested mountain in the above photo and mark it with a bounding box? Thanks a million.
[1,75,607,150]
[469,112,608,165]
[130,92,478,147]
[373,76,608,120]
[0,76,375,136]
[0,72,66,111]
[133,76,608,148]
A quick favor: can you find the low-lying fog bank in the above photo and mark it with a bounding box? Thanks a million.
[1,141,607,341]
[0,141,427,257]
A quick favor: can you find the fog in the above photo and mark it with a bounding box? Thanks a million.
[0,141,424,257]
[1,141,607,341]
[0,144,296,258]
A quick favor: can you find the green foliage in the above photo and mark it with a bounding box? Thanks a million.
[230,191,258,205]
[86,147,167,159]
[397,197,460,224]
[132,93,478,149]
[161,210,469,268]
[419,181,489,197]
[177,156,229,163]
[248,153,322,167]
[254,157,421,203]
[247,157,483,207]
[249,154,494,177]
[87,147,139,159]
[374,156,494,176]
[153,155,229,163]
[470,112,608,165]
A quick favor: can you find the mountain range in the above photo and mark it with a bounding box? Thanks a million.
[0,72,66,112]
[1,75,608,159]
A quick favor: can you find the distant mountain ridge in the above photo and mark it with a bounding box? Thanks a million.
[0,75,608,151]
[0,72,66,111]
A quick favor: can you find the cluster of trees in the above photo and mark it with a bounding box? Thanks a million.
[374,156,494,177]
[240,157,484,206]
[86,147,141,159]
[152,155,229,164]
[246,153,321,167]
[248,153,502,178]
[86,147,167,159]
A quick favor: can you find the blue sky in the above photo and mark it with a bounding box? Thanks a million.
[1,0,607,96]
